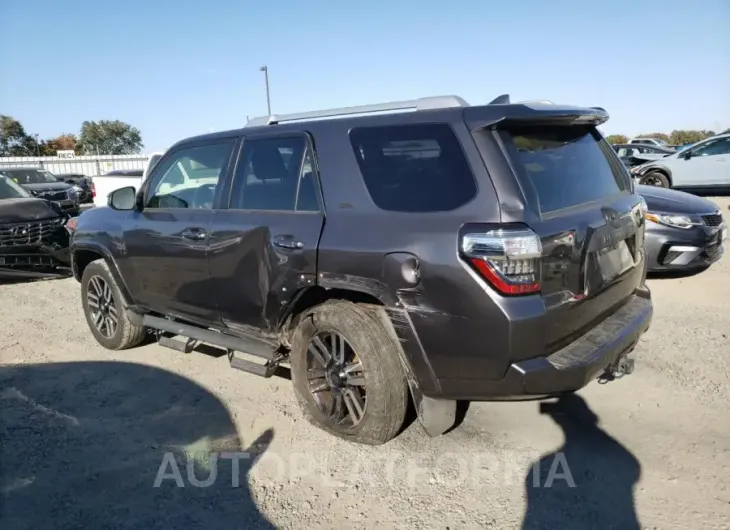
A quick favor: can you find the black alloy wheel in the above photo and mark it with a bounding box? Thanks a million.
[306,331,367,428]
[86,274,119,339]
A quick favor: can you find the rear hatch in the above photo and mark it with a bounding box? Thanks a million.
[464,106,646,353]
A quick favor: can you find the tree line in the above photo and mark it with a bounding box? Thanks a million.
[0,115,144,157]
[605,129,729,146]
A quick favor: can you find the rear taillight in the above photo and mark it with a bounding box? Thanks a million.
[461,229,542,295]
[91,181,96,198]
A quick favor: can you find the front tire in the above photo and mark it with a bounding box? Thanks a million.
[81,259,147,350]
[640,171,670,188]
[290,301,409,445]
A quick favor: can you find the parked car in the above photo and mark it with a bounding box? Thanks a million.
[70,94,652,445]
[629,137,670,147]
[55,173,93,203]
[0,167,80,216]
[0,174,72,278]
[91,152,164,208]
[638,185,726,272]
[613,143,675,168]
[631,133,730,190]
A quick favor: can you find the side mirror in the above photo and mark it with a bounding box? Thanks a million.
[108,186,137,210]
[681,150,692,160]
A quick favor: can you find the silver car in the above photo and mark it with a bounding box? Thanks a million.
[631,133,730,190]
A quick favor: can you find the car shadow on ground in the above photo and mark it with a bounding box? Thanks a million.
[0,361,275,529]
[647,265,709,280]
[0,274,70,286]
[522,394,641,530]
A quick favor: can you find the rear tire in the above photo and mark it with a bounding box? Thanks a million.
[81,259,147,350]
[640,171,670,188]
[290,301,409,445]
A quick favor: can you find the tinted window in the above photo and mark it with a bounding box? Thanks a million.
[500,125,628,214]
[230,136,319,212]
[349,124,477,212]
[0,175,32,199]
[146,141,233,209]
[1,169,58,184]
[692,137,730,157]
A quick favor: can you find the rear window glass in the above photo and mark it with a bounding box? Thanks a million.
[500,126,628,213]
[349,124,477,212]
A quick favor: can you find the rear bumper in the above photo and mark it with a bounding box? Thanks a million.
[414,293,652,400]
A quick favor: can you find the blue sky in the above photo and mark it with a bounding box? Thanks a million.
[1,0,728,152]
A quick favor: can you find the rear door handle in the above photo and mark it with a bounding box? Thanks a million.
[272,234,304,249]
[181,227,207,241]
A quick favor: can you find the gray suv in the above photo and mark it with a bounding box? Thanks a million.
[70,94,652,444]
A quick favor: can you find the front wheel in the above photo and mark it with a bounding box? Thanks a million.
[640,171,670,188]
[290,301,409,445]
[81,259,147,350]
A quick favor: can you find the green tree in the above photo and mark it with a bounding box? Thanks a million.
[668,129,716,145]
[605,134,628,144]
[0,115,39,156]
[636,132,671,143]
[78,120,143,155]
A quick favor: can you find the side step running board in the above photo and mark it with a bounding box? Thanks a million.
[143,315,280,378]
[158,334,195,353]
[229,355,278,378]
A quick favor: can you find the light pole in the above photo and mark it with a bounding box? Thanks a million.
[259,65,271,115]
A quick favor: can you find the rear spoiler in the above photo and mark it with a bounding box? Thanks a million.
[467,96,609,130]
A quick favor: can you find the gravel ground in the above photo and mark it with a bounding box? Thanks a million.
[1,197,729,530]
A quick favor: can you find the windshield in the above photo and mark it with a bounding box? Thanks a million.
[0,175,33,199]
[2,169,59,184]
[500,125,629,214]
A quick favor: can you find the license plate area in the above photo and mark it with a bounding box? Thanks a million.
[584,237,636,296]
[597,240,634,282]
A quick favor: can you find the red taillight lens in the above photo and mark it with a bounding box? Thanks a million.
[91,182,96,198]
[461,229,542,295]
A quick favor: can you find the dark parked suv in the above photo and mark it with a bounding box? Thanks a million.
[70,95,653,444]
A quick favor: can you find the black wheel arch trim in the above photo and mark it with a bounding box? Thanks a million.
[71,243,135,308]
[639,164,673,184]
[315,272,442,395]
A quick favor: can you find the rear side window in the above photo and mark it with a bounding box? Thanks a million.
[500,126,629,214]
[349,124,477,212]
[230,135,320,212]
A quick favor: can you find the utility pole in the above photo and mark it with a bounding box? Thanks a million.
[259,65,271,115]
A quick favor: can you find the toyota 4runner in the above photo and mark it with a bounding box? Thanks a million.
[70,94,652,445]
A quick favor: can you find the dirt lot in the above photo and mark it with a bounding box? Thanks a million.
[2,198,729,530]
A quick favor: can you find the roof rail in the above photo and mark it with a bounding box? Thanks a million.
[245,95,469,127]
[518,99,555,105]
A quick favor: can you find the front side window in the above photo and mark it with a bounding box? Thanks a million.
[691,137,730,157]
[349,124,477,212]
[230,135,320,212]
[146,141,233,209]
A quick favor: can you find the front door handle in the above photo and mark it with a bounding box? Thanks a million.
[181,228,207,241]
[272,234,304,249]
